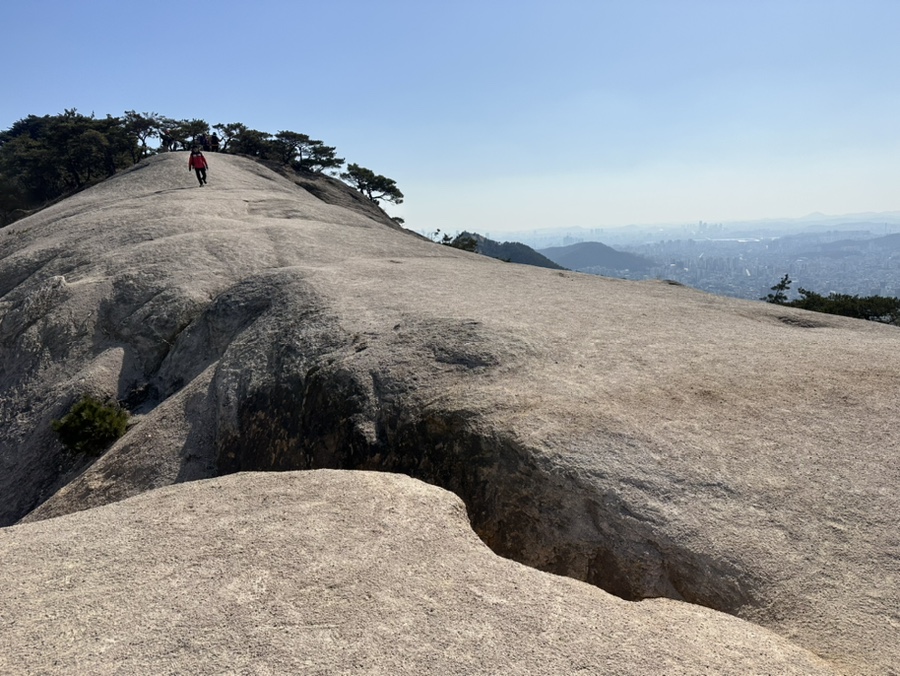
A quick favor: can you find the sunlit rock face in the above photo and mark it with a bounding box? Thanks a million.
[0,470,836,675]
[1,152,897,673]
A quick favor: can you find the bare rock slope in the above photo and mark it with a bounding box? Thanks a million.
[0,470,835,675]
[1,153,898,673]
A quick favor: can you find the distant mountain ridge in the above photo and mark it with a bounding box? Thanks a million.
[463,233,565,269]
[538,241,655,271]
[821,231,900,253]
[498,211,900,250]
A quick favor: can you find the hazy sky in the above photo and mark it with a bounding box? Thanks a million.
[3,1,899,233]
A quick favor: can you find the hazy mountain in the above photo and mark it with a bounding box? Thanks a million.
[498,211,900,249]
[817,231,900,254]
[538,241,655,271]
[465,232,565,269]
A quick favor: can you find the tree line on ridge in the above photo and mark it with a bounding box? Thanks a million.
[0,109,403,226]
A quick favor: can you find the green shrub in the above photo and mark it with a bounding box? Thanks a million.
[52,395,129,456]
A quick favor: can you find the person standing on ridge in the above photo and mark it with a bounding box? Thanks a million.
[188,147,208,186]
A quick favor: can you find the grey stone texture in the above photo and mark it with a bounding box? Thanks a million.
[1,153,898,673]
[0,471,835,675]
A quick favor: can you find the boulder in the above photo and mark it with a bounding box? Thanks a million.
[0,470,835,675]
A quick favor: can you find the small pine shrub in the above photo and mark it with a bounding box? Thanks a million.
[52,395,129,456]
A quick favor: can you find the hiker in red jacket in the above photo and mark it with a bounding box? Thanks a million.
[188,147,208,186]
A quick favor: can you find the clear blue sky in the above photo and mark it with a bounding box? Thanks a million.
[3,0,899,233]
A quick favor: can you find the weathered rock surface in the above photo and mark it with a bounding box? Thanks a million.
[0,470,835,675]
[1,153,898,673]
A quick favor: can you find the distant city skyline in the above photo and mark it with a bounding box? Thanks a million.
[532,221,900,303]
[3,1,898,233]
